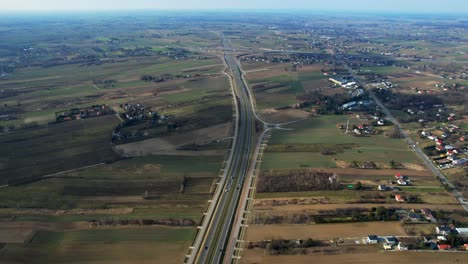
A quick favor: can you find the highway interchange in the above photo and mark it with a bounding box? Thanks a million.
[186,36,468,264]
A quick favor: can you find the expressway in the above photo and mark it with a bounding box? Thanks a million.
[186,33,259,264]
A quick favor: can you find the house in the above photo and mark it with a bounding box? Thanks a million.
[408,213,423,222]
[453,159,468,166]
[395,195,405,202]
[421,208,436,223]
[437,235,447,241]
[378,185,388,191]
[342,101,357,109]
[383,243,392,250]
[384,236,397,245]
[438,244,451,250]
[328,78,343,86]
[464,244,468,250]
[397,242,408,251]
[377,119,385,126]
[397,179,408,186]
[436,225,456,235]
[456,228,468,236]
[366,235,379,244]
[436,145,445,151]
[395,173,403,179]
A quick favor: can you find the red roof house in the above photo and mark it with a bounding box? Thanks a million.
[395,195,405,202]
[438,244,451,250]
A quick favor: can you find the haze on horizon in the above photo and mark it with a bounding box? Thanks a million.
[1,0,467,14]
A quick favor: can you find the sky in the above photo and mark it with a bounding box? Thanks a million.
[1,0,467,13]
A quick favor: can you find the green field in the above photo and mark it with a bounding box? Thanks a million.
[263,115,421,170]
[0,154,222,214]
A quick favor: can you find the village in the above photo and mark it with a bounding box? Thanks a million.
[112,103,172,143]
[55,104,114,122]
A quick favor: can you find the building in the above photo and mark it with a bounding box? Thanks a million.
[383,243,392,250]
[438,244,451,250]
[366,235,379,244]
[378,185,388,191]
[395,195,405,202]
[397,242,408,251]
[421,208,436,223]
[342,101,357,109]
[328,78,343,86]
[384,237,397,245]
[397,179,408,186]
[456,228,468,236]
[436,225,456,235]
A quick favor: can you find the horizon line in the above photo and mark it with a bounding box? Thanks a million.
[0,8,466,15]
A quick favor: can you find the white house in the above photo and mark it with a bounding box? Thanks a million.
[456,228,468,236]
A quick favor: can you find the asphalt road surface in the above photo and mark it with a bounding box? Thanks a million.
[187,34,258,264]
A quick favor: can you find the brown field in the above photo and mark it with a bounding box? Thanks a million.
[246,222,407,241]
[0,229,35,243]
[253,200,465,215]
[242,250,468,264]
[245,64,290,80]
[116,122,232,156]
[307,168,431,177]
[259,108,311,123]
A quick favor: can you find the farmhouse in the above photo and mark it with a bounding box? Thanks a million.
[397,178,408,186]
[456,228,468,236]
[383,243,392,250]
[384,236,397,245]
[438,244,451,250]
[366,235,379,244]
[397,242,408,251]
[395,195,405,202]
[436,225,456,235]
[421,208,437,223]
[328,78,343,86]
[342,101,357,109]
[378,185,388,191]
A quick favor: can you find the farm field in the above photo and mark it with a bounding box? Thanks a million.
[263,115,422,170]
[0,115,122,185]
[242,62,330,123]
[243,250,468,264]
[0,227,194,264]
[246,222,407,241]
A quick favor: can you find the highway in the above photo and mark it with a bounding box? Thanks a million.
[185,33,260,264]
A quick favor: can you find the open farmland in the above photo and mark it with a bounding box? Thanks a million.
[263,115,422,169]
[247,222,407,241]
[0,115,122,185]
[242,61,331,123]
[0,227,195,264]
[243,251,468,264]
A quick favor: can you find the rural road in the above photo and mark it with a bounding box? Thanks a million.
[260,47,468,213]
[333,53,468,213]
